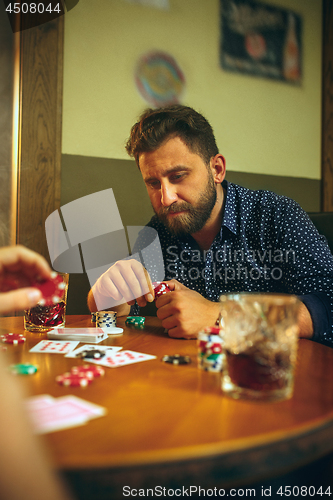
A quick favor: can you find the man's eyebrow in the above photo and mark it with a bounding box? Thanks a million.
[143,166,191,183]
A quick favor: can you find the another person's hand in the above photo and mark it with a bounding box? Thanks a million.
[155,280,220,339]
[0,245,52,314]
[89,258,155,312]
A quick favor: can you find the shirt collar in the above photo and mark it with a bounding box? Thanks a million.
[220,180,238,236]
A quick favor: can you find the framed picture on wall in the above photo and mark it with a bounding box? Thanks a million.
[220,0,302,84]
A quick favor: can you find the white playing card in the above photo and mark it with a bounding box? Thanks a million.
[101,327,123,335]
[24,394,107,434]
[29,340,80,354]
[60,395,107,418]
[48,328,108,343]
[87,350,156,368]
[24,394,55,412]
[25,398,87,433]
[65,344,123,359]
[54,328,105,334]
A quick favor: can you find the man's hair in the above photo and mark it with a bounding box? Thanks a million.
[125,105,219,168]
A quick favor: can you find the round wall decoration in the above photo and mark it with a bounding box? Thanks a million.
[135,50,185,107]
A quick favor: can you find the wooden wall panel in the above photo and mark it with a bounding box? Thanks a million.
[17,16,64,262]
[322,0,333,211]
[0,10,14,247]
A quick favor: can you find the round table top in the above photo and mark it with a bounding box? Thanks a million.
[1,314,333,492]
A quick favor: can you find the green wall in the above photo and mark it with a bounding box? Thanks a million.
[60,0,323,314]
[62,0,322,182]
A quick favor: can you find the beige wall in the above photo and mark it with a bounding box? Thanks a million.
[62,0,322,180]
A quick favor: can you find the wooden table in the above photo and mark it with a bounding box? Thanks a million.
[1,315,333,499]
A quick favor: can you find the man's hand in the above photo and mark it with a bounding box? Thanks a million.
[88,258,155,313]
[0,245,52,314]
[155,280,220,339]
[297,302,314,339]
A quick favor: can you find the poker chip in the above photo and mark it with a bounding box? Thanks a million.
[96,311,117,329]
[10,363,38,375]
[204,326,221,335]
[199,356,223,372]
[153,282,171,300]
[96,311,116,317]
[125,316,145,326]
[32,272,67,307]
[197,327,223,372]
[1,333,26,345]
[71,365,105,378]
[162,354,191,365]
[76,349,106,359]
[56,372,93,387]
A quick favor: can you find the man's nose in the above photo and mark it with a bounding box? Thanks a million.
[160,183,178,207]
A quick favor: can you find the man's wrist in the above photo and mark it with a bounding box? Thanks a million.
[297,302,314,339]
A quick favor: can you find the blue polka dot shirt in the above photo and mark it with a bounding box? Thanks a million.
[131,181,333,346]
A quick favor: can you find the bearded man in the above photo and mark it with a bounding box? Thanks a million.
[88,105,333,345]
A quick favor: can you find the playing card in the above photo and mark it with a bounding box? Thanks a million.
[60,395,107,419]
[87,350,156,368]
[65,344,123,359]
[29,340,80,354]
[102,327,123,335]
[24,394,107,434]
[24,394,55,412]
[47,328,108,343]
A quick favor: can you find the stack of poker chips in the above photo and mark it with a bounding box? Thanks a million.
[197,326,223,372]
[56,364,105,388]
[95,311,117,329]
[125,316,145,327]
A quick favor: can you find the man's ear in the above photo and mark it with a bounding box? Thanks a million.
[210,154,226,184]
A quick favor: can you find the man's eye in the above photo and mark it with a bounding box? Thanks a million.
[170,174,184,182]
[147,181,160,189]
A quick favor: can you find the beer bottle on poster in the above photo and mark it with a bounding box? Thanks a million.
[283,12,300,82]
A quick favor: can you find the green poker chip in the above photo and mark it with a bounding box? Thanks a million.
[125,316,145,325]
[10,363,38,375]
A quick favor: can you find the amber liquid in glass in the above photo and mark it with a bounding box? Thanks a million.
[225,348,290,392]
[24,301,66,331]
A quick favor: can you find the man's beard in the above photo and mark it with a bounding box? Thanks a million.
[155,172,217,236]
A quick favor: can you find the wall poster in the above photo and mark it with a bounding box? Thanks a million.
[220,0,302,83]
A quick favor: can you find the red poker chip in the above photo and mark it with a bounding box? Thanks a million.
[1,333,26,345]
[32,272,67,307]
[0,273,66,307]
[204,326,221,335]
[55,372,93,387]
[70,365,105,378]
[204,344,223,355]
[211,344,223,354]
[152,281,171,300]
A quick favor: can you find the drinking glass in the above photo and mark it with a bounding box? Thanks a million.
[220,293,300,402]
[24,273,69,333]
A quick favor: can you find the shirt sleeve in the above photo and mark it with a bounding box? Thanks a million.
[275,199,333,346]
[298,292,333,346]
